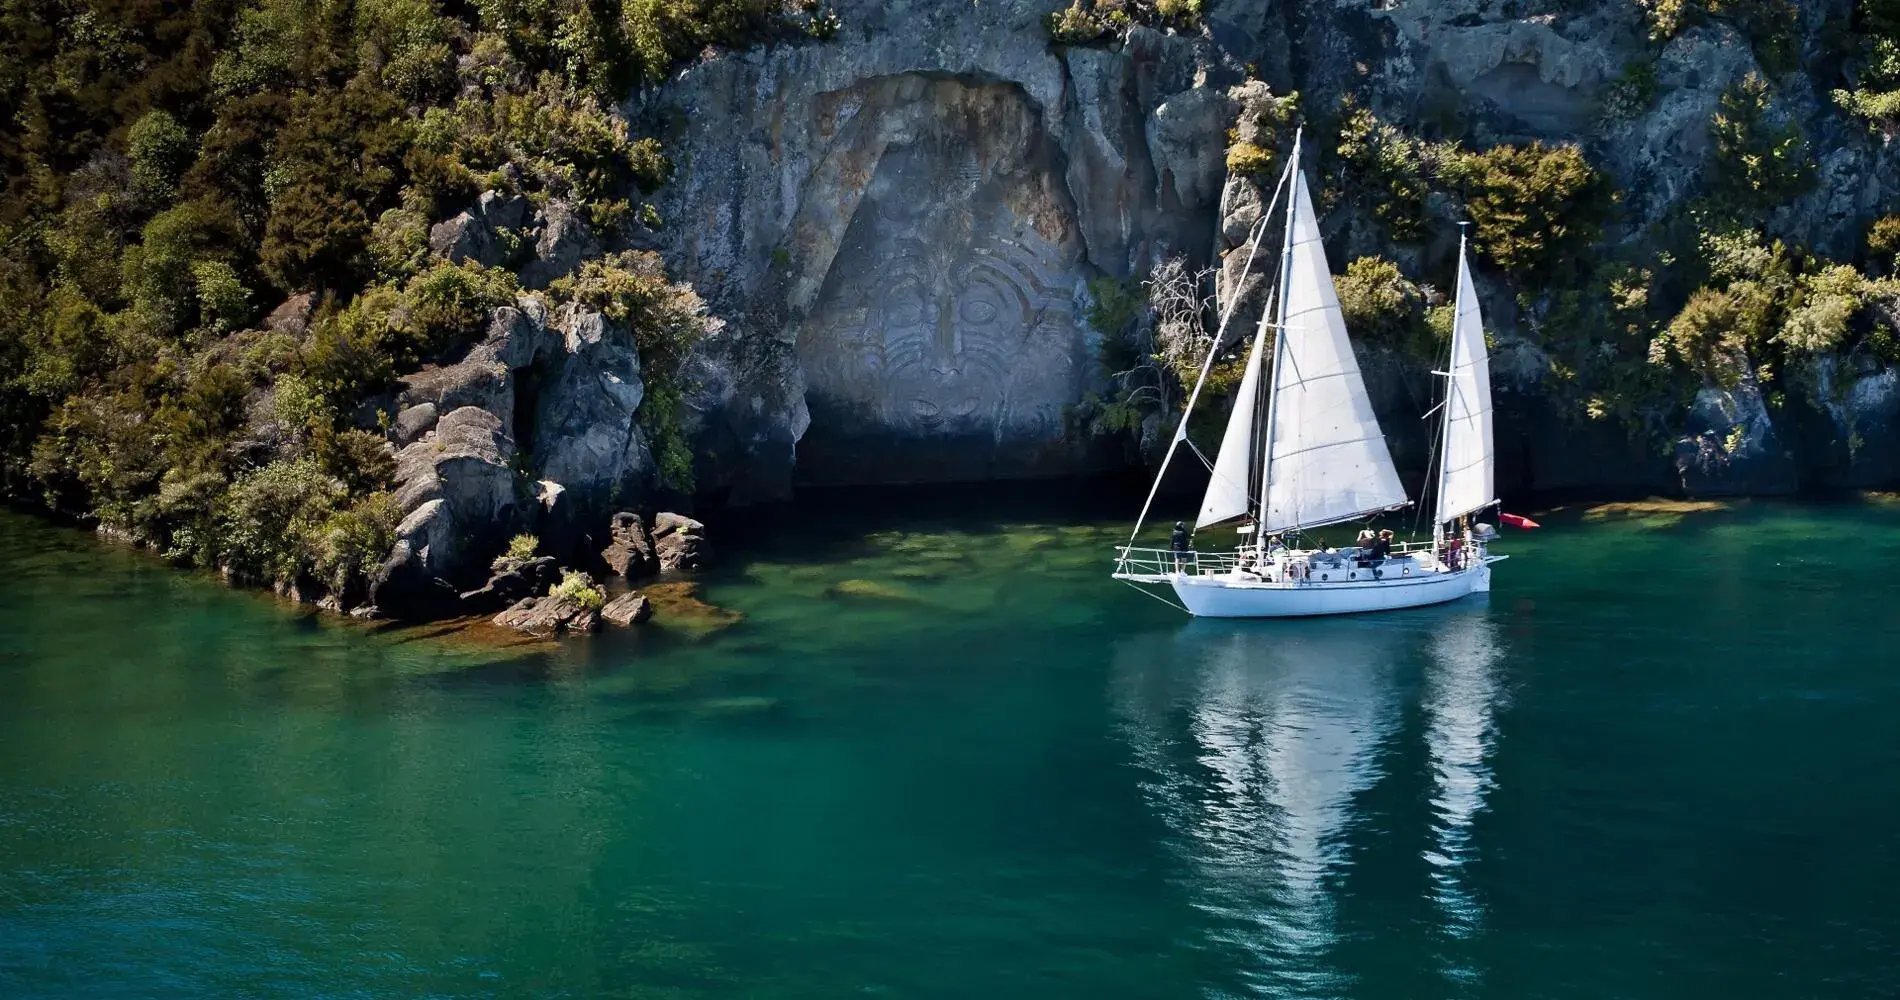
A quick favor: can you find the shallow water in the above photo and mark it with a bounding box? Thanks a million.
[2,494,1898,998]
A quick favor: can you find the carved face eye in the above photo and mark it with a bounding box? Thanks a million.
[883,281,926,327]
[959,297,998,326]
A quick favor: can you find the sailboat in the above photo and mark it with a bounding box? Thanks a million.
[1112,130,1505,618]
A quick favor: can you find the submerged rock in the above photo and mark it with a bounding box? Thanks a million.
[825,578,919,602]
[642,581,742,635]
[493,593,600,637]
[601,591,654,627]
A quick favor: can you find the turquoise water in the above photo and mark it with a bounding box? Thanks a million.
[2,494,1899,997]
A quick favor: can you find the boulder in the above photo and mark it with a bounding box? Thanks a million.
[459,555,560,610]
[477,189,529,232]
[600,511,657,578]
[519,201,599,289]
[493,594,600,637]
[376,408,519,610]
[651,512,708,571]
[600,591,654,627]
[429,211,502,267]
[264,292,317,338]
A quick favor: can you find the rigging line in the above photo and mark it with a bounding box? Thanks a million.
[1120,579,1191,614]
[1183,438,1216,472]
[1124,156,1296,545]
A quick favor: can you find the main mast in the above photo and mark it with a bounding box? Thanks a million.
[1433,222,1471,550]
[1255,127,1302,559]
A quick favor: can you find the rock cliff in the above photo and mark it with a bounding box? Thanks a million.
[623,0,1900,501]
[379,0,1900,604]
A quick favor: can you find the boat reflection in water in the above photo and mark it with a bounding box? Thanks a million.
[1110,605,1504,994]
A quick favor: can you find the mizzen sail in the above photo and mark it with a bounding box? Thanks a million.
[1260,170,1409,534]
[1434,243,1495,525]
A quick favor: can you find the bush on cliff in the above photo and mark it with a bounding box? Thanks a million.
[1448,142,1605,275]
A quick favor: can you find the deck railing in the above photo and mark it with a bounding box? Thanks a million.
[1114,541,1476,580]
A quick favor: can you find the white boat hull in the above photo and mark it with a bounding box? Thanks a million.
[1169,561,1492,618]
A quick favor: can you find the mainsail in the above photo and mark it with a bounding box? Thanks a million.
[1434,241,1495,526]
[1196,317,1269,527]
[1259,169,1409,534]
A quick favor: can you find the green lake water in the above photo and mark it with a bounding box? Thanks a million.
[2,492,1899,998]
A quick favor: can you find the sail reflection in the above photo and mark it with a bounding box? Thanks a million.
[1422,610,1505,943]
[1110,621,1406,994]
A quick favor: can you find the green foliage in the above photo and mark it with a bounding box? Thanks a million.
[127,110,194,202]
[1868,214,1900,272]
[1334,256,1430,355]
[551,568,604,610]
[1710,74,1812,216]
[1837,2,1900,132]
[507,533,540,560]
[312,491,402,595]
[1225,142,1274,178]
[1660,287,1752,387]
[220,459,346,584]
[1046,1,1120,43]
[1450,142,1604,275]
[1336,103,1438,242]
[1778,265,1867,354]
[1085,277,1143,339]
[1043,0,1197,43]
[368,208,431,280]
[1638,0,1799,71]
[399,258,521,356]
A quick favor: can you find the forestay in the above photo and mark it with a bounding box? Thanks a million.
[1260,171,1409,533]
[1197,316,1269,527]
[1435,245,1495,525]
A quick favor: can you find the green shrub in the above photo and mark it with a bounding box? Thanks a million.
[1778,264,1866,355]
[312,491,403,596]
[1659,287,1750,386]
[127,110,195,201]
[551,569,604,610]
[1046,2,1114,43]
[397,258,521,359]
[506,533,539,560]
[1085,277,1144,339]
[1869,214,1900,272]
[1450,141,1604,274]
[1334,256,1428,353]
[1225,141,1273,178]
[220,459,345,584]
[1336,104,1438,242]
[1711,74,1811,215]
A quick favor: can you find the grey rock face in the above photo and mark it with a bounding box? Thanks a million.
[531,303,652,514]
[639,0,1218,491]
[375,298,661,609]
[519,202,600,289]
[600,591,654,627]
[1674,380,1800,495]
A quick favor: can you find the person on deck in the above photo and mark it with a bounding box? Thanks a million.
[1373,529,1394,562]
[1170,521,1193,572]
